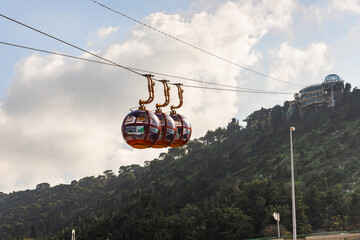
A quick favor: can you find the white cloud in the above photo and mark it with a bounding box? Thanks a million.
[0,0,296,192]
[330,0,360,14]
[97,26,120,39]
[88,26,120,46]
[265,41,332,108]
[269,42,332,85]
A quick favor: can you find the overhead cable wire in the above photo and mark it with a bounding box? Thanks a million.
[0,41,295,95]
[154,77,294,94]
[176,84,294,95]
[0,13,143,77]
[90,0,304,87]
[0,41,112,65]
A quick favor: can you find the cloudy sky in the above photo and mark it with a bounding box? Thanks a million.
[1,0,360,192]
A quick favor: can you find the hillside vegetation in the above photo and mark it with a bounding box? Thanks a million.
[1,87,360,240]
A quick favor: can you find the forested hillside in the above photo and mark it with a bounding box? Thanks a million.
[1,87,360,240]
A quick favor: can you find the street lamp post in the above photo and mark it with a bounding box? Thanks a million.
[273,212,280,239]
[290,127,297,240]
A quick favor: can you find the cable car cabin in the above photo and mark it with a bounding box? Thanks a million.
[152,112,177,148]
[122,110,161,149]
[170,114,192,147]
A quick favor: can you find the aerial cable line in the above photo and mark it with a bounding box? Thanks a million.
[90,0,304,87]
[0,41,111,65]
[172,84,294,95]
[0,13,143,77]
[153,77,294,94]
[0,41,294,95]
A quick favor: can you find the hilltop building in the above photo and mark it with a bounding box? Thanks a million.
[245,74,345,129]
[287,74,344,119]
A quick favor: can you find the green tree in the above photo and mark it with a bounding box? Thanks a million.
[349,188,360,228]
[221,207,254,239]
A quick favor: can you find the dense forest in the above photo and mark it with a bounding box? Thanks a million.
[1,85,360,240]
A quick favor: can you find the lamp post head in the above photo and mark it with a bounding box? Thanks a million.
[290,127,295,132]
[273,212,280,221]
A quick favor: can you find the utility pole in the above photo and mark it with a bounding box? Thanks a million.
[290,127,297,240]
[331,85,335,107]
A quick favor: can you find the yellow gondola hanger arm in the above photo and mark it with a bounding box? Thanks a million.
[139,74,155,110]
[170,83,184,114]
[156,80,171,112]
